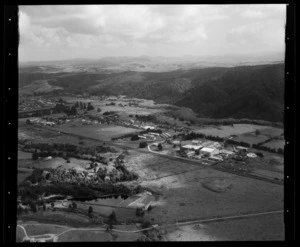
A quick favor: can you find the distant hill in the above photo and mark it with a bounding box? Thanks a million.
[19,53,284,72]
[175,64,284,122]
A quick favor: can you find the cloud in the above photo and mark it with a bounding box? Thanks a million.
[241,9,266,18]
[240,4,286,19]
[18,5,286,60]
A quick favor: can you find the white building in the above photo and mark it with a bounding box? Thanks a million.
[182,144,203,151]
[172,140,180,145]
[247,153,257,158]
[143,126,155,130]
[200,147,219,157]
[138,135,147,139]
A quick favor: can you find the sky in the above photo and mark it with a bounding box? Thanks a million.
[19,4,286,62]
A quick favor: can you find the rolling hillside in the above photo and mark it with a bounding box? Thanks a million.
[175,64,284,122]
[19,63,284,122]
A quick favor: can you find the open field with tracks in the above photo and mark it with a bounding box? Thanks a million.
[123,150,283,238]
[165,213,284,241]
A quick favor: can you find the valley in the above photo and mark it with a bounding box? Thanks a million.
[17,88,284,241]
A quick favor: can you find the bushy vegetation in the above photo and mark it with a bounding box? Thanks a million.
[103,111,117,116]
[176,64,284,123]
[21,142,117,162]
[135,114,156,122]
[139,142,147,148]
[131,135,139,141]
[26,169,44,184]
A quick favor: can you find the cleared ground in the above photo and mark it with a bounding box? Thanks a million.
[125,150,283,232]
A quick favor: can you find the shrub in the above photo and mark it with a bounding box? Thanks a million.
[136,207,145,217]
[139,142,147,148]
[26,169,43,184]
[158,144,163,151]
[141,220,152,229]
[28,201,37,213]
[32,151,39,160]
[108,211,117,225]
[131,135,139,141]
[88,206,93,217]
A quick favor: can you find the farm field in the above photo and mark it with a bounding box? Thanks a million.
[53,124,138,141]
[18,150,32,160]
[17,156,114,171]
[262,139,285,150]
[233,133,270,145]
[17,220,141,242]
[124,150,201,182]
[192,124,271,138]
[124,151,283,227]
[18,122,61,140]
[71,200,137,220]
[18,168,34,185]
[18,211,94,228]
[165,213,284,241]
[259,127,284,137]
[22,223,69,236]
[57,225,141,242]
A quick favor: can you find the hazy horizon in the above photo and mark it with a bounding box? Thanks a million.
[19,4,286,62]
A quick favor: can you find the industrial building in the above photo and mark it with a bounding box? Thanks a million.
[200,147,219,157]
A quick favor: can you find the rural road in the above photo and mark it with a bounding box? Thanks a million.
[17,223,159,242]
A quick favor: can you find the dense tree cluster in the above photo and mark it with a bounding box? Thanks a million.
[26,169,44,184]
[135,114,157,122]
[180,132,224,142]
[19,174,141,203]
[140,129,162,134]
[131,135,139,141]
